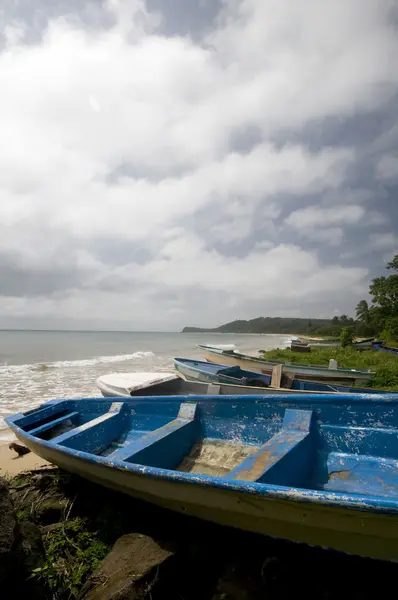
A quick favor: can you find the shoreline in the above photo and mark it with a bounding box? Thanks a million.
[0,442,49,476]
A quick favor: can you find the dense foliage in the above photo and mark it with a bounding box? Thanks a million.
[355,254,398,342]
[264,346,398,391]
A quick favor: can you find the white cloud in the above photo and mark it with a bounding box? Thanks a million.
[284,205,366,230]
[0,0,396,327]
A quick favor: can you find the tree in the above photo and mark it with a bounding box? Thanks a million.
[340,327,354,347]
[369,254,398,329]
[355,254,398,336]
[387,255,398,271]
[356,300,370,324]
[382,317,398,342]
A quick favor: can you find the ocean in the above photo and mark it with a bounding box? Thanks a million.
[0,330,294,440]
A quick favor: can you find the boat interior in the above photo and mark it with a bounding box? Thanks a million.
[177,358,272,386]
[9,396,398,499]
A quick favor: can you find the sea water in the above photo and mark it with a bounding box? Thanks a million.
[0,330,293,440]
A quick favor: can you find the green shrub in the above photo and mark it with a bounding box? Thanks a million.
[31,517,109,599]
[264,346,398,391]
[340,328,354,348]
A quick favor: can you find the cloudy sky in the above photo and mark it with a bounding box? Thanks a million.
[0,0,397,331]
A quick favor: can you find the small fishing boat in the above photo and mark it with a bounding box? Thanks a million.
[6,393,398,561]
[96,372,178,398]
[174,358,270,387]
[290,340,311,353]
[299,337,340,347]
[374,343,398,355]
[97,371,289,398]
[199,345,374,386]
[174,358,383,394]
[352,338,379,351]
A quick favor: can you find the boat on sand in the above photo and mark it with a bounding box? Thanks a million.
[199,345,374,386]
[173,358,384,395]
[6,393,398,561]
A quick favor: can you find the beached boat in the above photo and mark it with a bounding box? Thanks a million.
[199,345,374,386]
[174,358,270,387]
[173,358,383,394]
[290,340,311,353]
[374,343,398,355]
[299,337,340,347]
[352,338,377,351]
[96,371,296,397]
[6,393,398,561]
[97,366,383,397]
[96,372,178,398]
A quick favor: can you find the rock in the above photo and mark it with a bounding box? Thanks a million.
[12,521,47,600]
[79,533,176,600]
[16,521,44,573]
[0,477,17,585]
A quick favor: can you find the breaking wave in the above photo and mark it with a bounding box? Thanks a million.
[0,351,156,375]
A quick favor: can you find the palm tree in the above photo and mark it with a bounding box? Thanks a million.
[356,300,370,324]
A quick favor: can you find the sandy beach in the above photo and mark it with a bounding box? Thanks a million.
[0,442,49,476]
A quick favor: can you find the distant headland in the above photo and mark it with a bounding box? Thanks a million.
[182,316,342,335]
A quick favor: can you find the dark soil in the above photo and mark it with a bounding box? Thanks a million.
[1,468,398,599]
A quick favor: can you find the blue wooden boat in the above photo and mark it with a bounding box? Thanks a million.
[174,357,384,394]
[174,358,271,387]
[6,393,398,561]
[374,343,398,356]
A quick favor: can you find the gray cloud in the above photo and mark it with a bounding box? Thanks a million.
[0,0,397,329]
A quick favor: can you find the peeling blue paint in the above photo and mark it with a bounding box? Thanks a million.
[6,393,398,514]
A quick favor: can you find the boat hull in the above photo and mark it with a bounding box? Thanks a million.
[14,432,398,562]
[201,349,372,385]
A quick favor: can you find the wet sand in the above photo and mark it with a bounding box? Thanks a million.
[0,443,50,476]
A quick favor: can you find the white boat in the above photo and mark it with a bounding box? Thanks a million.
[96,372,177,397]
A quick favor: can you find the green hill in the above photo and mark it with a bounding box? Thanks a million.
[182,317,334,335]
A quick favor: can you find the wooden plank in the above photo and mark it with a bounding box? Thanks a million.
[282,374,295,389]
[229,409,313,483]
[271,364,283,388]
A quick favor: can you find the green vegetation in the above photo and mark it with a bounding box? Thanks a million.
[355,254,398,343]
[340,327,354,348]
[264,346,398,391]
[31,517,109,599]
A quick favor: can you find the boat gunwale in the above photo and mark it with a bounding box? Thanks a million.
[6,393,398,515]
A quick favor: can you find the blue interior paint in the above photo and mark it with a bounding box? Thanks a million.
[374,343,398,355]
[54,402,128,456]
[110,403,198,469]
[174,357,272,386]
[7,393,398,513]
[229,409,314,486]
[29,411,80,437]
